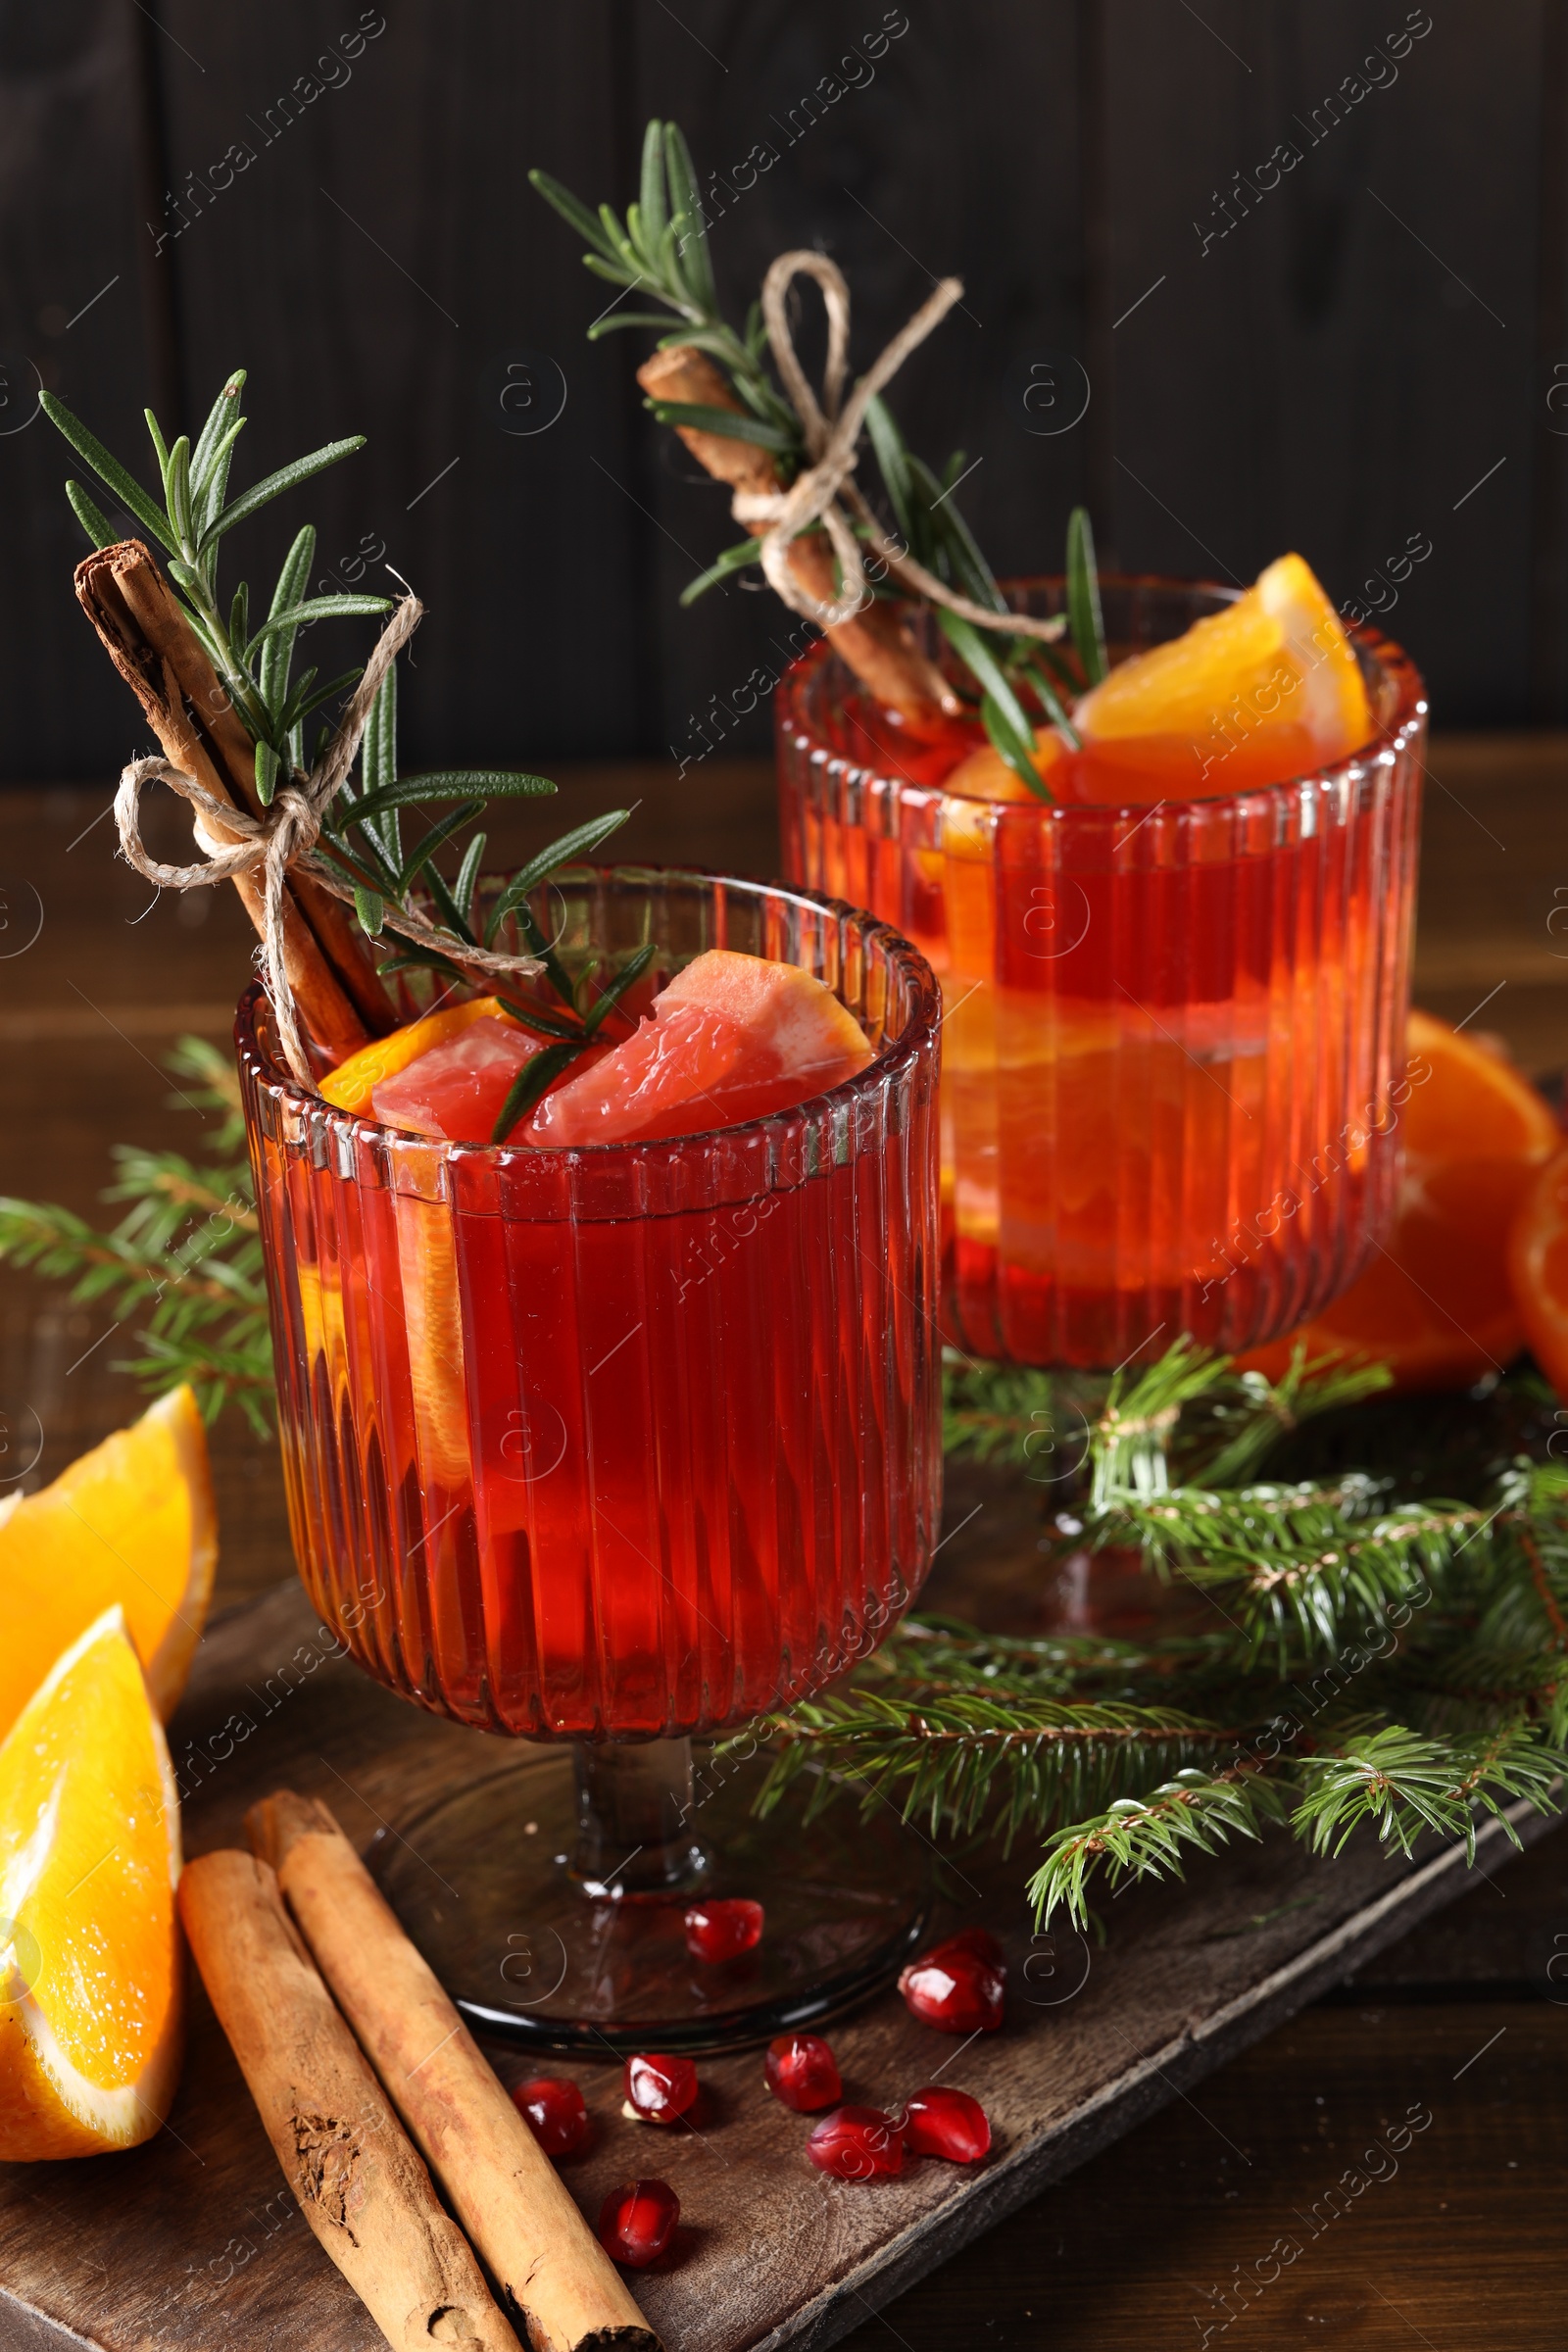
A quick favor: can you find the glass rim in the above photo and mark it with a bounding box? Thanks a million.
[778,569,1428,823]
[234,860,943,1164]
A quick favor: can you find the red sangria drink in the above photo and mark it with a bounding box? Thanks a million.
[238,868,942,2049]
[778,568,1426,1369]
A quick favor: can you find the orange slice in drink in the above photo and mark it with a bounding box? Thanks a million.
[1074,552,1371,788]
[0,1607,183,2157]
[393,1183,472,1493]
[0,1388,216,1742]
[319,995,520,1115]
[1240,1012,1561,1393]
[322,1003,546,1486]
[1507,1145,1568,1399]
[525,951,873,1146]
[943,728,1068,806]
[944,553,1374,807]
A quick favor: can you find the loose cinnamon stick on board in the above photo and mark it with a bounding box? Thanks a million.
[75,540,397,1060]
[178,1849,527,2352]
[637,344,955,725]
[246,1790,659,2352]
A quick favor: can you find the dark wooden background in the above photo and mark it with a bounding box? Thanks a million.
[0,0,1560,782]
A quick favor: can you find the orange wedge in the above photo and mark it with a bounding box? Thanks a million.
[1507,1146,1568,1399]
[943,728,1067,805]
[0,1388,216,1742]
[1076,552,1369,752]
[0,1606,183,2157]
[318,995,518,1115]
[1240,1012,1561,1393]
[944,553,1374,808]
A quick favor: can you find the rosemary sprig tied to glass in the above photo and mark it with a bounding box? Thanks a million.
[532,119,1107,800]
[42,372,636,1134]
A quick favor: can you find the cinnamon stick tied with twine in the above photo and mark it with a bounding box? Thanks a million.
[247,1790,659,2352]
[99,555,548,1090]
[179,1849,528,2352]
[75,540,392,1065]
[639,251,1065,720]
[638,343,953,726]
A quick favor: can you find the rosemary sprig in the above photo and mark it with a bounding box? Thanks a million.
[533,120,1117,799]
[531,123,801,452]
[44,369,639,1109]
[330,675,641,1137]
[47,372,388,783]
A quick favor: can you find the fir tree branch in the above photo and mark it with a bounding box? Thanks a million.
[876,1615,1238,1699]
[768,1345,1568,1930]
[942,1356,1078,1469]
[0,1198,246,1316]
[942,1343,1393,1494]
[759,1688,1260,1852]
[128,1330,275,1438]
[1101,1484,1469,1671]
[1176,1349,1394,1486]
[105,1155,259,1233]
[1293,1720,1566,1863]
[1028,1767,1288,1929]
[0,1036,275,1426]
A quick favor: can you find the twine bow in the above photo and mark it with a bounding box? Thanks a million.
[733,251,1066,646]
[115,594,543,1086]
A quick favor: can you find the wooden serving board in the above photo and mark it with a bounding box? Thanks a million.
[0,1580,1555,2352]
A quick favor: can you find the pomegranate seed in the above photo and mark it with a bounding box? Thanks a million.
[904,2085,992,2163]
[898,1944,1004,2034]
[598,2178,679,2267]
[684,1897,764,1963]
[764,2032,842,2113]
[624,2051,699,2124]
[807,2104,906,2180]
[512,2074,590,2158]
[929,1927,1005,1972]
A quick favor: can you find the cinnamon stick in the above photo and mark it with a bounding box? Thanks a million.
[178,1849,526,2352]
[75,540,397,1060]
[637,345,954,724]
[246,1790,659,2352]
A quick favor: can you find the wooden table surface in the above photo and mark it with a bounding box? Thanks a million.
[1,738,1566,2350]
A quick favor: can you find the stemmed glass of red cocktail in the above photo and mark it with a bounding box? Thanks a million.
[238,865,942,2050]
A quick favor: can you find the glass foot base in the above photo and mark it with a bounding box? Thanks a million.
[370,1747,933,2053]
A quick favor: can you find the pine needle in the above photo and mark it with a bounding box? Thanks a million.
[774,1345,1568,1930]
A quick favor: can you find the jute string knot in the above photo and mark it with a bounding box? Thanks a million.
[732,250,1065,646]
[115,593,543,1087]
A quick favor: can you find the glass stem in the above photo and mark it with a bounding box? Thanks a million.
[569,1738,710,1898]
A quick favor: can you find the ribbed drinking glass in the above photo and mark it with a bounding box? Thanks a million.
[777,580,1426,1368]
[236,865,944,2048]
